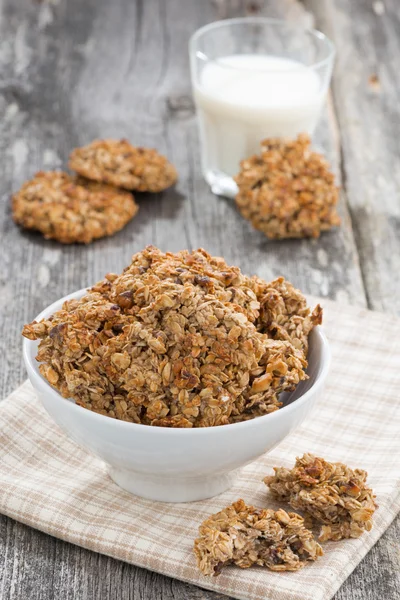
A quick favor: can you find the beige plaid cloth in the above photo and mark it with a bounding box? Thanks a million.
[1,298,400,600]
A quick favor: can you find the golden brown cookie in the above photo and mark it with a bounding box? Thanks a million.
[69,139,178,192]
[194,499,323,576]
[12,171,138,244]
[235,134,340,239]
[264,453,377,541]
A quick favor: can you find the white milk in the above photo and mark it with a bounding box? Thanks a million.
[194,54,324,182]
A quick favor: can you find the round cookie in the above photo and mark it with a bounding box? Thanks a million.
[69,139,178,192]
[235,134,340,239]
[12,171,138,244]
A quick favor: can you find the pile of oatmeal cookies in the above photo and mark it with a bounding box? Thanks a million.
[22,245,321,427]
[195,453,377,576]
[235,134,341,239]
[21,245,376,576]
[12,139,177,244]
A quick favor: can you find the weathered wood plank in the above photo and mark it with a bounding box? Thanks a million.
[303,3,400,596]
[0,0,394,599]
[304,0,400,315]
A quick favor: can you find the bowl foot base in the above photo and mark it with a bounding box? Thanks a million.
[108,467,239,503]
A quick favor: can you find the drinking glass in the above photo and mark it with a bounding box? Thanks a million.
[189,18,335,197]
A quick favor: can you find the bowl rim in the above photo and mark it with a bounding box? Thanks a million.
[23,288,331,435]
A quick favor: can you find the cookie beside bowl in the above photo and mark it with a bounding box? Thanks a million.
[23,287,330,503]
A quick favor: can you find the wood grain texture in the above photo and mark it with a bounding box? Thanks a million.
[304,0,400,314]
[303,3,400,597]
[0,0,397,598]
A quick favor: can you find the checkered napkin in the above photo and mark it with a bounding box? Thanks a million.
[1,298,400,600]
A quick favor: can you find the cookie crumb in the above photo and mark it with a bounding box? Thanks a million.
[368,73,381,92]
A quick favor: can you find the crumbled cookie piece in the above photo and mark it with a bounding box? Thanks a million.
[228,338,307,423]
[235,134,340,239]
[264,453,377,541]
[22,246,319,427]
[69,139,177,192]
[194,499,323,576]
[250,276,322,355]
[12,171,138,244]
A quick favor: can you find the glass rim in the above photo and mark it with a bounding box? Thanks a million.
[189,17,335,73]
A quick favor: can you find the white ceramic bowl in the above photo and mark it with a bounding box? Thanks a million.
[23,289,331,503]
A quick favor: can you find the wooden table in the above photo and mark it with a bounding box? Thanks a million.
[1,0,399,598]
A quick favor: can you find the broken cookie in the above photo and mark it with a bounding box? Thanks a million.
[249,275,322,356]
[264,453,377,541]
[194,498,323,576]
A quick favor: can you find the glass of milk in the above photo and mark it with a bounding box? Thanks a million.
[189,18,335,197]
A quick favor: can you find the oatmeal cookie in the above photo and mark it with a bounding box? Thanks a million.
[235,134,340,239]
[250,276,322,355]
[264,453,377,541]
[69,139,177,192]
[194,499,323,576]
[12,171,138,244]
[22,247,318,427]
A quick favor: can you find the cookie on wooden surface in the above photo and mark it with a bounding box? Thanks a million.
[235,134,340,240]
[69,139,177,192]
[12,171,138,244]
